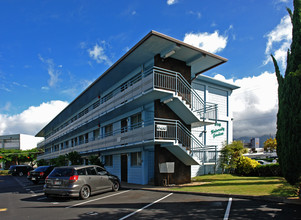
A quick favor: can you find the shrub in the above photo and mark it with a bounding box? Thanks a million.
[236,156,260,175]
[255,163,282,177]
[36,159,48,166]
[0,170,9,175]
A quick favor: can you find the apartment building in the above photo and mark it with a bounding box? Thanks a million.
[36,31,239,185]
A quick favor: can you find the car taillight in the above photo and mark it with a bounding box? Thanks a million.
[69,175,78,183]
[27,172,30,176]
[40,172,44,176]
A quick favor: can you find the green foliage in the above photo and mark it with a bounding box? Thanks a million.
[88,155,103,166]
[263,138,277,152]
[36,159,48,166]
[236,156,260,175]
[272,0,301,186]
[255,164,282,177]
[188,174,298,197]
[0,170,9,175]
[56,155,67,166]
[66,151,81,165]
[219,141,248,174]
[0,148,42,166]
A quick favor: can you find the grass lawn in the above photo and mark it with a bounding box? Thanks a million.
[170,174,298,198]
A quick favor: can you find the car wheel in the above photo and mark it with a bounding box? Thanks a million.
[79,185,90,200]
[18,172,24,177]
[112,181,120,192]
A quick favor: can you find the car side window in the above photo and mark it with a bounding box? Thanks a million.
[96,167,107,175]
[86,167,97,175]
[77,168,86,175]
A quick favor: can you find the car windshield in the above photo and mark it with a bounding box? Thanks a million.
[49,168,74,177]
[34,166,49,172]
[9,166,16,170]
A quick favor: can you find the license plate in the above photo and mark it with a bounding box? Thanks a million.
[32,177,36,180]
[54,180,61,185]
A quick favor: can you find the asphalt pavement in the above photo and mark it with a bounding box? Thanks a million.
[0,175,300,220]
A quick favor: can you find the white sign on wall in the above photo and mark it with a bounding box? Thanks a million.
[157,125,167,131]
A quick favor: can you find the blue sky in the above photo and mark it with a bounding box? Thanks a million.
[0,0,294,138]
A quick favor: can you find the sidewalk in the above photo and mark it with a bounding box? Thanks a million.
[121,182,301,206]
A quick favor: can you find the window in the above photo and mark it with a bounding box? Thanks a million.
[86,167,97,175]
[104,155,113,166]
[105,124,113,137]
[131,152,142,166]
[96,167,106,175]
[121,118,128,133]
[77,168,86,175]
[131,113,142,130]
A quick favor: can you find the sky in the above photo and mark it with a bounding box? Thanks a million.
[0,0,294,139]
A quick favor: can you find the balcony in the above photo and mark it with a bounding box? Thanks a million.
[39,118,218,167]
[41,66,218,150]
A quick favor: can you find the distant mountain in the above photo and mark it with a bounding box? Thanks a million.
[234,134,275,148]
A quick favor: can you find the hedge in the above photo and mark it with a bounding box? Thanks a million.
[254,163,282,177]
[0,170,9,175]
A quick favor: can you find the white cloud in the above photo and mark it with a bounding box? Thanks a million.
[167,0,177,5]
[213,72,278,138]
[38,55,61,87]
[88,43,112,66]
[0,100,69,136]
[188,11,201,19]
[0,102,11,112]
[184,31,228,53]
[264,15,292,69]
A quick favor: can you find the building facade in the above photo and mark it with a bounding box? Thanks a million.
[36,31,239,185]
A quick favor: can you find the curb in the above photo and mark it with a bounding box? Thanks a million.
[121,184,301,206]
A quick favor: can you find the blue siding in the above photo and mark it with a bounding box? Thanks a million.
[103,145,154,185]
[105,154,121,179]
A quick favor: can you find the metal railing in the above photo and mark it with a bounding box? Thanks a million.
[154,118,205,151]
[151,66,218,121]
[41,66,218,148]
[154,118,219,163]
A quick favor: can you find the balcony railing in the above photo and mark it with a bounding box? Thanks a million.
[38,118,218,164]
[42,66,217,147]
[154,118,205,152]
[150,66,218,121]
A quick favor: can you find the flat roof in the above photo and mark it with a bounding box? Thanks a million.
[194,74,240,90]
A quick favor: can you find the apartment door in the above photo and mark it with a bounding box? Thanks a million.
[121,154,128,182]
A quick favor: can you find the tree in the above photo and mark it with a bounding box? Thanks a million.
[88,155,103,166]
[66,151,82,165]
[36,159,48,166]
[263,138,277,152]
[0,148,42,167]
[55,155,67,166]
[271,0,301,188]
[219,141,248,174]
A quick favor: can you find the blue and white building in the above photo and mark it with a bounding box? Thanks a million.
[36,31,239,185]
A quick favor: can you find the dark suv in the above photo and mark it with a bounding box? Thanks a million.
[8,165,33,176]
[44,165,120,199]
[27,166,55,184]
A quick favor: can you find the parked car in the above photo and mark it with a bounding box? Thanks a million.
[8,165,33,176]
[27,166,55,184]
[44,165,120,199]
[257,160,271,165]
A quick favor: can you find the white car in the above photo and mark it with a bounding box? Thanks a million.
[257,160,271,165]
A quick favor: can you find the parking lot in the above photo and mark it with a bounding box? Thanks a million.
[0,175,300,219]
